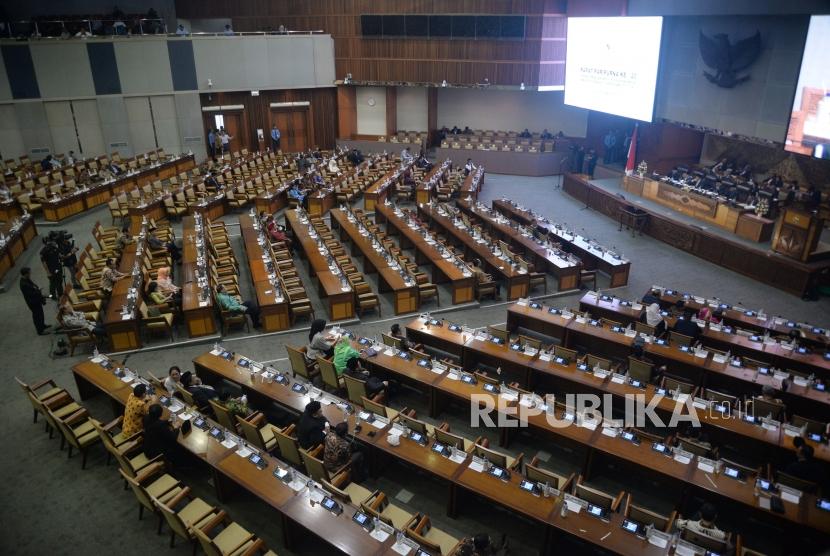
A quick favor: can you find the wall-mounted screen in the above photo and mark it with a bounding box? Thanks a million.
[785,15,830,158]
[564,16,663,122]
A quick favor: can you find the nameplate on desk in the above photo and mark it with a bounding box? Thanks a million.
[581,419,599,431]
[672,449,693,465]
[793,376,810,387]
[647,530,669,548]
[692,398,708,410]
[447,372,460,381]
[782,424,801,437]
[697,457,717,474]
[221,438,237,450]
[694,350,708,359]
[780,489,801,504]
[235,446,253,459]
[712,354,727,364]
[563,494,585,513]
[761,419,780,432]
[624,329,637,338]
[469,456,486,473]
[610,373,626,384]
[121,313,132,321]
[575,317,587,324]
[592,368,610,379]
[539,353,551,362]
[601,426,618,438]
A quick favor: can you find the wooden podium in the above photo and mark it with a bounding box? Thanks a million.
[771,208,822,261]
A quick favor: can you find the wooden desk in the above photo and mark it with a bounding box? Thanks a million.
[307,189,335,217]
[72,355,399,556]
[102,243,143,351]
[459,165,484,199]
[736,213,774,243]
[284,210,354,321]
[189,194,226,221]
[43,193,86,221]
[414,161,451,206]
[565,173,830,298]
[0,215,37,282]
[418,203,529,300]
[363,164,410,212]
[375,203,475,305]
[329,209,419,315]
[492,199,631,288]
[0,198,21,221]
[239,215,290,331]
[457,199,581,291]
[180,216,217,337]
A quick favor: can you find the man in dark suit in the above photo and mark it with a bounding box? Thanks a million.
[20,267,51,335]
[671,309,701,341]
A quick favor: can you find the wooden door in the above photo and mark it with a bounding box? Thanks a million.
[203,111,246,156]
[270,108,309,152]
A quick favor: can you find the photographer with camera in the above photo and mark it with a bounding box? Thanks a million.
[56,232,80,288]
[40,236,64,300]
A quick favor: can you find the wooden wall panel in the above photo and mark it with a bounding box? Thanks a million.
[199,88,337,152]
[337,86,357,139]
[176,0,568,86]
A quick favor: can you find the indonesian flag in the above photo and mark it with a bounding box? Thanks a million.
[625,124,638,175]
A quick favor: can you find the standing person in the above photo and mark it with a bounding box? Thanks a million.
[40,237,64,300]
[464,158,475,177]
[58,234,80,288]
[220,128,232,154]
[207,129,216,159]
[20,267,51,335]
[270,125,281,151]
[213,131,223,160]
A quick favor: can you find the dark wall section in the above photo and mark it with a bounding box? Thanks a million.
[167,40,198,91]
[1,45,40,99]
[87,42,121,95]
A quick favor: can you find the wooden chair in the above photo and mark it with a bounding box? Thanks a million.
[193,512,261,556]
[355,282,381,317]
[574,476,625,511]
[623,495,676,532]
[405,513,460,556]
[286,345,319,380]
[680,527,729,555]
[662,375,696,395]
[361,491,415,529]
[51,406,102,469]
[669,331,694,347]
[236,412,279,452]
[139,301,175,342]
[208,399,239,432]
[524,455,575,491]
[317,356,344,392]
[627,357,653,383]
[579,270,597,290]
[553,345,578,363]
[586,354,611,370]
[790,414,825,435]
[775,469,820,494]
[273,424,303,467]
[381,333,402,349]
[300,444,348,482]
[218,308,249,336]
[634,321,656,336]
[91,417,142,466]
[15,376,66,424]
[471,441,523,471]
[343,373,384,407]
[120,462,184,523]
[748,397,785,421]
[153,488,221,550]
[475,278,498,301]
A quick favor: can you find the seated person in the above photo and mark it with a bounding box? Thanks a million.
[670,299,686,318]
[180,371,219,406]
[287,183,306,205]
[519,128,532,138]
[759,384,783,404]
[122,384,154,438]
[327,157,340,174]
[464,158,475,177]
[156,266,180,296]
[265,216,289,244]
[297,400,328,449]
[390,323,423,351]
[541,128,553,140]
[205,172,220,191]
[463,126,472,134]
[343,356,388,398]
[641,288,661,306]
[117,227,134,251]
[57,304,106,338]
[672,309,702,341]
[148,227,180,263]
[215,284,261,328]
[451,126,461,135]
[640,303,666,336]
[697,306,720,324]
[630,340,654,365]
[142,403,186,466]
[471,258,500,298]
[100,258,128,294]
[147,280,176,308]
[306,319,336,360]
[784,444,823,490]
[324,421,366,481]
[163,365,182,396]
[332,337,360,375]
[457,533,508,556]
[675,503,729,542]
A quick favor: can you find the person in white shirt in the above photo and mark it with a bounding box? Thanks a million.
[223,24,234,35]
[64,151,76,166]
[327,157,339,174]
[220,129,232,153]
[175,24,188,36]
[675,503,729,542]
[163,365,182,395]
[463,158,475,176]
[401,148,413,163]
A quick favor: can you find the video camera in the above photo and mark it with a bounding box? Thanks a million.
[43,230,73,245]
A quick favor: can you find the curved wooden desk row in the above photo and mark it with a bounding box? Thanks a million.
[456,199,581,291]
[417,203,530,301]
[491,199,631,288]
[0,215,37,281]
[39,155,195,222]
[363,160,414,212]
[238,215,291,332]
[185,350,671,555]
[396,319,830,538]
[69,358,409,556]
[414,161,453,206]
[574,293,830,382]
[405,315,830,466]
[102,238,146,351]
[284,209,355,321]
[374,203,475,305]
[650,289,830,347]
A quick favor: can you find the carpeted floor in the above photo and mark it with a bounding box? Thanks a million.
[1,171,826,556]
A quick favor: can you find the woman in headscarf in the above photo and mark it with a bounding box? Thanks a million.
[697,306,720,324]
[641,302,666,337]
